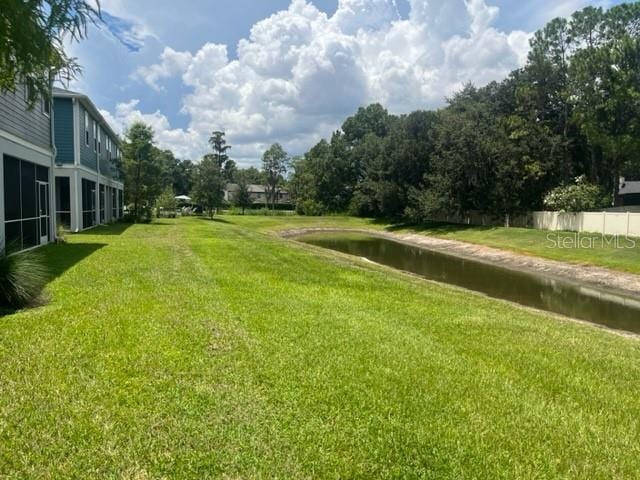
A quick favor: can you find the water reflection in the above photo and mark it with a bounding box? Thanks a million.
[298,233,640,333]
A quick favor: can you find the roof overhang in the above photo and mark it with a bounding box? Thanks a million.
[53,88,121,145]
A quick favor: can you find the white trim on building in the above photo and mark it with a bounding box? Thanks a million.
[0,133,55,252]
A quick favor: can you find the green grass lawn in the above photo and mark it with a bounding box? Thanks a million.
[394,222,640,275]
[1,216,639,478]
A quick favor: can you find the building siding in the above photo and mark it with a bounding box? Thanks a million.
[53,98,74,164]
[52,91,122,190]
[0,85,51,150]
[78,105,98,171]
[99,127,108,177]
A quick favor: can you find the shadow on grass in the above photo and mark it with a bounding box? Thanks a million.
[0,242,106,316]
[199,216,235,225]
[41,242,107,282]
[144,220,174,226]
[75,222,132,236]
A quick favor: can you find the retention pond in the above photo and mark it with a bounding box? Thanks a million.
[296,232,640,334]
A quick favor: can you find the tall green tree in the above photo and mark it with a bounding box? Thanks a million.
[0,0,101,103]
[172,159,195,196]
[342,103,390,145]
[569,3,640,200]
[262,143,290,210]
[209,131,231,167]
[122,122,164,219]
[291,3,640,220]
[223,159,237,183]
[191,155,224,217]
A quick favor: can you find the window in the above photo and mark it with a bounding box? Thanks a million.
[81,179,96,228]
[98,126,101,154]
[23,84,34,103]
[3,155,50,251]
[55,177,71,229]
[93,121,97,152]
[4,156,20,222]
[85,111,90,146]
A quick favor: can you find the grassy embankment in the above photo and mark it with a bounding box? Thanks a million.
[0,216,639,478]
[236,215,640,275]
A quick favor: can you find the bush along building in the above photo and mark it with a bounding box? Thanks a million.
[52,88,123,232]
[0,84,56,252]
[0,85,124,253]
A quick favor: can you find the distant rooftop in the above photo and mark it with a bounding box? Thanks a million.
[620,179,640,196]
[225,183,288,193]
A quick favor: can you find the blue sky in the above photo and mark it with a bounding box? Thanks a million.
[65,0,623,165]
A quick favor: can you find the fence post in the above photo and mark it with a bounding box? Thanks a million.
[602,211,607,236]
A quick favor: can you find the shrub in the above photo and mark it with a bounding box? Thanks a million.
[121,213,137,223]
[543,175,608,212]
[0,248,49,309]
[56,224,67,244]
[139,207,153,223]
[296,199,325,216]
[241,208,294,216]
[156,187,178,218]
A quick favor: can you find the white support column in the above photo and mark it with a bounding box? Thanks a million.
[48,160,55,242]
[95,180,100,226]
[73,99,80,166]
[72,170,81,232]
[0,150,4,251]
[107,186,112,223]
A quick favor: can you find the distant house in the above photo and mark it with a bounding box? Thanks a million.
[619,178,640,206]
[224,184,290,205]
[52,88,124,231]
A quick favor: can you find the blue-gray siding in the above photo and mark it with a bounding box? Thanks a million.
[55,97,117,178]
[0,85,51,150]
[53,98,74,164]
[78,104,97,171]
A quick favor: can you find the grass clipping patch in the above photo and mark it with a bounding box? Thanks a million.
[0,248,49,309]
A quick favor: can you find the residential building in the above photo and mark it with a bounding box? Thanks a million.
[619,177,640,207]
[0,85,56,251]
[52,88,124,232]
[223,183,291,205]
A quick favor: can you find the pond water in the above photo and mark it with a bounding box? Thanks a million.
[297,232,640,334]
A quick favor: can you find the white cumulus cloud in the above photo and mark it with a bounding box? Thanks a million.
[100,100,200,160]
[123,0,533,164]
[133,47,193,91]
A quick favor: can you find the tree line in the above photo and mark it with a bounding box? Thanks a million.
[121,124,291,219]
[290,3,640,220]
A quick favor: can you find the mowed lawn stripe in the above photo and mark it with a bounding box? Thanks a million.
[0,217,638,478]
[187,217,640,478]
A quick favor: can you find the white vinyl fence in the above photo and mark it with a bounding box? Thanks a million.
[533,211,640,237]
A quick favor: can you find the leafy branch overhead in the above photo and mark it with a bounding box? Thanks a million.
[0,0,102,104]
